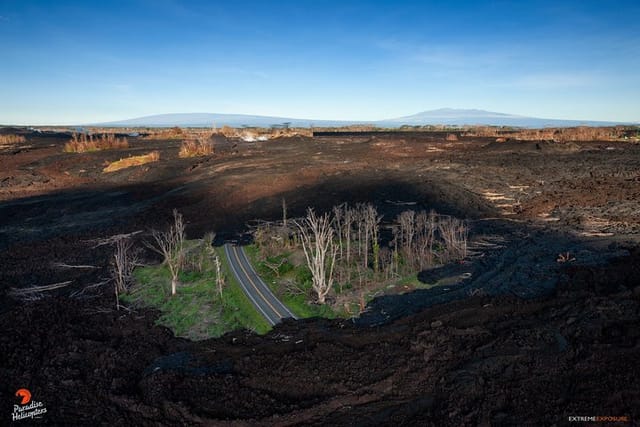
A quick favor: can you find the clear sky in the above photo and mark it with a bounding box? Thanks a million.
[1,0,639,124]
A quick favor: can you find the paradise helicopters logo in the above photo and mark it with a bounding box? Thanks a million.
[12,389,47,422]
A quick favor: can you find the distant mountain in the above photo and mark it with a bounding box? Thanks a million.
[95,109,631,128]
[389,108,522,121]
[95,113,354,128]
[382,108,623,128]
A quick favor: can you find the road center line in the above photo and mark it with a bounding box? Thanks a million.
[231,245,285,319]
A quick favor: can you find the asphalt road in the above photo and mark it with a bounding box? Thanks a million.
[224,243,297,326]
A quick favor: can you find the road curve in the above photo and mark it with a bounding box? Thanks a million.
[224,243,297,326]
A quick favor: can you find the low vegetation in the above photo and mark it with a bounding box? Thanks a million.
[0,134,26,145]
[142,126,186,140]
[103,151,160,172]
[179,136,214,157]
[463,125,636,142]
[64,133,128,153]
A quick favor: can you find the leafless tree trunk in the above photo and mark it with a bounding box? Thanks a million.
[188,232,215,273]
[363,204,382,270]
[355,263,366,313]
[427,210,437,262]
[293,209,338,304]
[332,204,344,260]
[214,255,224,298]
[355,203,364,259]
[282,198,287,227]
[343,206,353,264]
[363,215,369,269]
[146,209,185,296]
[112,236,137,310]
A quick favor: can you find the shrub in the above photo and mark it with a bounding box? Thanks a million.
[0,134,26,145]
[142,127,185,140]
[64,133,128,153]
[463,126,629,142]
[216,125,238,138]
[179,137,214,158]
[103,151,160,172]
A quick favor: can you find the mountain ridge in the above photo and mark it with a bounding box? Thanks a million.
[94,109,633,128]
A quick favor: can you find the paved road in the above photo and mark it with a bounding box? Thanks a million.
[224,243,297,326]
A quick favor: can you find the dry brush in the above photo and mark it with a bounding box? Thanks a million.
[64,133,128,153]
[179,135,214,158]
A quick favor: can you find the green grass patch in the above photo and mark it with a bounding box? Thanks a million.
[397,273,434,289]
[123,241,270,340]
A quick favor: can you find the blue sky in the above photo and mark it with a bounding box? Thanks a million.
[1,0,639,124]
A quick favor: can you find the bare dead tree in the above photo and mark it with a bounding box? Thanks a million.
[88,230,143,248]
[363,210,370,269]
[355,263,367,314]
[9,281,72,302]
[262,257,288,277]
[379,247,393,280]
[427,210,438,260]
[252,221,287,256]
[283,278,307,296]
[253,223,271,251]
[146,209,186,296]
[214,255,224,298]
[293,208,338,304]
[363,204,382,271]
[185,232,215,273]
[355,203,365,259]
[438,216,468,262]
[189,231,223,296]
[112,236,138,309]
[332,204,344,260]
[203,232,216,271]
[343,205,354,264]
[52,262,98,270]
[282,197,287,227]
[415,210,437,269]
[334,262,348,292]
